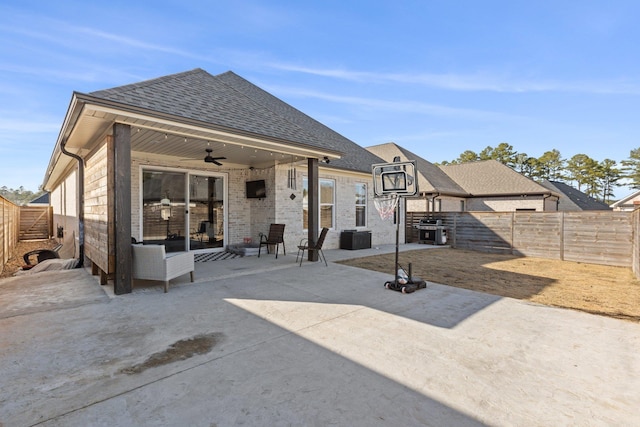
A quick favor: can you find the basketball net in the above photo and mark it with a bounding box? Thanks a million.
[374,194,399,221]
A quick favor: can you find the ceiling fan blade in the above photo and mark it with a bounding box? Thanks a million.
[204,155,226,165]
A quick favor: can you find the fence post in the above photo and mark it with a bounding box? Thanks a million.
[452,213,457,248]
[560,212,565,261]
[510,212,515,255]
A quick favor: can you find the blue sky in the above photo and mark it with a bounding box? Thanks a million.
[1,1,638,198]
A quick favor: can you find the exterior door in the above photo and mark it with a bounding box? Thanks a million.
[141,169,226,253]
[188,174,225,251]
[142,170,187,252]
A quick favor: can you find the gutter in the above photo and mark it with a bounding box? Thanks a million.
[59,138,84,268]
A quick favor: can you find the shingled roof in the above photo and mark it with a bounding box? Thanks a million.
[88,69,383,173]
[366,142,467,196]
[439,160,552,196]
[541,180,611,210]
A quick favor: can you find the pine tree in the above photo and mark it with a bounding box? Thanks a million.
[621,147,640,189]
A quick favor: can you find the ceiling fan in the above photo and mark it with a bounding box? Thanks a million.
[203,148,226,166]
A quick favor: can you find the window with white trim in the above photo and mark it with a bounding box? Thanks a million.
[302,177,335,229]
[355,183,367,227]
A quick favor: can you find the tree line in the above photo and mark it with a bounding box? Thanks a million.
[438,143,640,203]
[0,186,46,206]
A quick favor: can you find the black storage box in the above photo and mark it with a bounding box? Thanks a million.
[340,230,372,250]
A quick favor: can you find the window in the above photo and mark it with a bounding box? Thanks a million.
[436,199,442,212]
[320,179,335,228]
[355,183,367,227]
[460,200,465,212]
[302,177,335,229]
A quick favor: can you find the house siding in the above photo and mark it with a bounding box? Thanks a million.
[467,196,545,212]
[50,168,79,259]
[84,139,112,274]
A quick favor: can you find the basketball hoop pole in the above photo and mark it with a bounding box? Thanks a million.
[394,195,400,288]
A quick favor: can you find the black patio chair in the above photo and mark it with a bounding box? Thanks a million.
[258,224,286,258]
[296,227,329,266]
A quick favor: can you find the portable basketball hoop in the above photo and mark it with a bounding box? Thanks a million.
[374,194,399,221]
[371,159,424,293]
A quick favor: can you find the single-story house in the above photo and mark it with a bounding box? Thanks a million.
[611,190,640,211]
[367,142,560,212]
[42,69,395,294]
[540,180,611,211]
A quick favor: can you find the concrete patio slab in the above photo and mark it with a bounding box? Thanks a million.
[0,244,638,426]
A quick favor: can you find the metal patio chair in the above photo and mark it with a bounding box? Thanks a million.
[296,227,329,266]
[258,223,286,258]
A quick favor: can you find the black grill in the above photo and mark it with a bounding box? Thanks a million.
[415,218,447,244]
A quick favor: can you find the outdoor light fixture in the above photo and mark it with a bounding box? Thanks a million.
[160,197,171,220]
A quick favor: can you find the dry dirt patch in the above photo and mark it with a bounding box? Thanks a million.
[337,248,640,322]
[1,239,60,278]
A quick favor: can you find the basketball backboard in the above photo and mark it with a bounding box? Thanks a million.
[372,160,418,197]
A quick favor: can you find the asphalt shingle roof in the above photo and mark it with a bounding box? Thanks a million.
[88,69,383,173]
[541,180,611,210]
[439,160,551,195]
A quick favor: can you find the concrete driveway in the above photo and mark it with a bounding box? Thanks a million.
[1,244,638,426]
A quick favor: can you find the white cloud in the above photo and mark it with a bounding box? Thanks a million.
[268,62,640,95]
[265,84,510,121]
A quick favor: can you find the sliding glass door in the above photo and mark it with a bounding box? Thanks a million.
[188,174,224,251]
[141,169,225,253]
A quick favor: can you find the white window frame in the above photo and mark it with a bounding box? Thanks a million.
[302,177,336,230]
[355,183,367,228]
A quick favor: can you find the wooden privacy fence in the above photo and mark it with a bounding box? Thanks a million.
[406,210,634,268]
[19,205,52,240]
[1,196,20,274]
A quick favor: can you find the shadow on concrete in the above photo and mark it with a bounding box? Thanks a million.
[1,272,488,426]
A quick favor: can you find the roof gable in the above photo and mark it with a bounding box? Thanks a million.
[439,160,551,195]
[611,189,640,208]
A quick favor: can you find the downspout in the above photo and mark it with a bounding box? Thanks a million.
[432,193,441,214]
[59,138,84,268]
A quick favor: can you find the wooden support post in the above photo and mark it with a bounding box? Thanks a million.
[113,123,132,294]
[100,269,108,286]
[307,158,319,262]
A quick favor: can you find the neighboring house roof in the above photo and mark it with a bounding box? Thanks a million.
[28,192,49,205]
[610,189,640,210]
[439,160,553,196]
[541,181,611,211]
[88,69,383,173]
[366,142,468,196]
